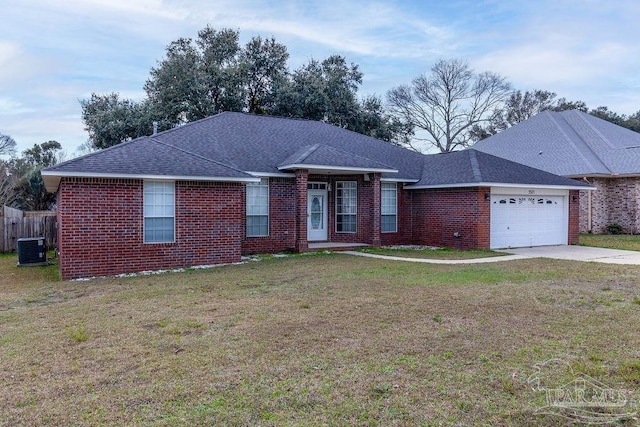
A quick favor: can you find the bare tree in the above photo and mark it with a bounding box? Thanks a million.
[0,133,17,157]
[387,59,511,152]
[0,161,18,207]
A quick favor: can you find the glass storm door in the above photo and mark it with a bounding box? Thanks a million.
[307,189,328,241]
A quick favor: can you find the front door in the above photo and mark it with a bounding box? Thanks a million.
[307,189,328,241]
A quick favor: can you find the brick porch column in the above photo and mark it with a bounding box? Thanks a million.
[371,173,381,246]
[295,169,309,252]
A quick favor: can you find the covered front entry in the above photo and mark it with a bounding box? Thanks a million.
[307,183,328,241]
[490,188,568,249]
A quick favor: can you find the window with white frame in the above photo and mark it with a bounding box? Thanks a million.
[144,181,175,243]
[246,178,269,237]
[381,182,397,233]
[336,181,357,233]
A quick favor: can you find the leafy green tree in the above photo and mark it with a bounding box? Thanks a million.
[471,89,639,140]
[552,98,588,112]
[470,90,558,140]
[240,36,289,114]
[623,110,640,132]
[271,55,363,126]
[589,106,626,126]
[80,93,169,149]
[350,95,414,146]
[14,141,63,211]
[387,59,512,152]
[82,26,409,149]
[144,27,244,123]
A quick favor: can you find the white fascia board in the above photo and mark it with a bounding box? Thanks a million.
[566,173,640,179]
[380,177,419,183]
[404,182,596,191]
[277,164,398,174]
[246,171,296,178]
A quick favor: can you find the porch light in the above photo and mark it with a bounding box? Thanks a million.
[484,193,490,201]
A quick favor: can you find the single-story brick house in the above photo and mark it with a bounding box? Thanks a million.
[474,109,640,234]
[43,112,591,279]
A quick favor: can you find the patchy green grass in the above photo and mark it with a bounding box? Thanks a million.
[1,251,640,425]
[580,233,640,251]
[359,246,507,259]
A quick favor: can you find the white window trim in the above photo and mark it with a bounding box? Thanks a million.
[143,180,176,244]
[246,177,269,237]
[381,182,397,233]
[335,181,357,233]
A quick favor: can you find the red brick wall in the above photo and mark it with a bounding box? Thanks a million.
[57,178,243,280]
[380,183,413,246]
[411,187,490,250]
[241,178,297,254]
[579,177,640,234]
[568,190,580,244]
[323,174,376,244]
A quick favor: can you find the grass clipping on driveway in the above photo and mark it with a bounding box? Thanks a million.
[2,252,640,425]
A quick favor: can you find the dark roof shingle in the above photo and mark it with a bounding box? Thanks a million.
[43,112,591,192]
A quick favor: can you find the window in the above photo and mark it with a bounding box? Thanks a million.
[247,178,269,237]
[381,182,397,232]
[336,181,357,233]
[144,181,175,243]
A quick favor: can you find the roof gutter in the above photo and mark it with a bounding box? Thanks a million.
[404,182,595,191]
[41,171,260,192]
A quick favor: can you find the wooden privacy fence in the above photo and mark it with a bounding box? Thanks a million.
[1,209,57,253]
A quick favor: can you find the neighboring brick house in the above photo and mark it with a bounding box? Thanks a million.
[43,112,590,279]
[474,109,640,234]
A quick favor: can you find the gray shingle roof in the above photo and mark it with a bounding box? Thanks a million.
[407,149,590,189]
[473,109,640,177]
[278,143,397,172]
[43,112,591,192]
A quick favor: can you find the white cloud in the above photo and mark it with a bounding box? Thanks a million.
[0,41,54,88]
[0,98,36,116]
[188,0,454,58]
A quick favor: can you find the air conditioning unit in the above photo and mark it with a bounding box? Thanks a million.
[17,237,46,266]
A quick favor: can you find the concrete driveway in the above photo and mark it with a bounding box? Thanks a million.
[500,245,640,265]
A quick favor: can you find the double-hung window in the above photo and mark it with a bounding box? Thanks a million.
[144,181,175,243]
[381,182,397,232]
[247,178,269,237]
[336,181,357,233]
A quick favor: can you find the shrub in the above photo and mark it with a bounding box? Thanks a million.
[606,223,625,235]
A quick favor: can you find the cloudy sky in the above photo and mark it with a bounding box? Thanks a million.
[1,0,639,155]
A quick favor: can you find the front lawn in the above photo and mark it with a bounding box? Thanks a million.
[359,246,507,259]
[1,252,639,425]
[580,233,640,251]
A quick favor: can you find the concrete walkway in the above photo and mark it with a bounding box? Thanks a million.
[344,245,640,265]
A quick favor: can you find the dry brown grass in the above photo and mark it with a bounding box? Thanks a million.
[1,251,640,425]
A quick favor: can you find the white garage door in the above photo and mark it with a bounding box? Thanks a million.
[490,194,567,249]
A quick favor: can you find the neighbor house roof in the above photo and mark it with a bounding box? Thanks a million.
[406,149,591,190]
[43,112,592,192]
[473,109,640,177]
